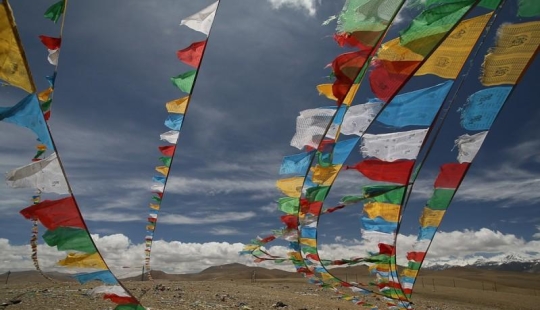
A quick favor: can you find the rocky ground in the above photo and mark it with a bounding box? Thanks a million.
[1,278,539,309]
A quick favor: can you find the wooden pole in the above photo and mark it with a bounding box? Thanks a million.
[141,266,145,282]
[5,271,10,284]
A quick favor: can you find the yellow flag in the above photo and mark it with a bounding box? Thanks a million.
[243,244,260,251]
[401,268,418,278]
[57,253,107,269]
[481,21,540,86]
[489,21,540,55]
[276,177,304,198]
[155,166,169,176]
[416,13,493,79]
[311,164,342,186]
[38,87,53,102]
[166,96,189,114]
[481,52,535,86]
[316,84,359,105]
[376,37,423,62]
[419,207,445,227]
[299,238,316,247]
[149,203,160,210]
[0,1,35,93]
[320,272,335,281]
[363,202,400,222]
[288,251,303,261]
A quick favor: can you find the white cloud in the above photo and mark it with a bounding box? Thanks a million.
[534,226,540,239]
[159,211,256,225]
[267,0,319,16]
[209,227,242,235]
[260,202,278,213]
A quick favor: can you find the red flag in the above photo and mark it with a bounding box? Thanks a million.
[378,243,394,256]
[300,199,322,215]
[261,235,276,243]
[331,50,370,105]
[103,294,138,305]
[306,253,320,261]
[20,196,85,230]
[406,251,426,262]
[434,163,470,189]
[158,145,175,157]
[369,59,422,103]
[334,30,382,48]
[280,215,298,229]
[177,40,207,68]
[39,35,61,50]
[348,159,414,185]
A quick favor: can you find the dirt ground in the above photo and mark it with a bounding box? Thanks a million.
[2,278,540,310]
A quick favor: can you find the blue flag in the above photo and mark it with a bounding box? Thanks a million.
[332,137,359,164]
[418,226,437,240]
[376,81,454,128]
[279,151,314,175]
[164,114,184,130]
[73,270,117,284]
[0,94,53,149]
[460,87,512,130]
[361,216,397,234]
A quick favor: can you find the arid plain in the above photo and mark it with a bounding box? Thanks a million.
[2,264,539,309]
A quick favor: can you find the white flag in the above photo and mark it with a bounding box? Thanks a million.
[47,49,60,66]
[160,130,179,144]
[180,1,219,36]
[89,285,129,297]
[5,152,69,194]
[455,131,488,163]
[360,129,428,161]
[290,108,335,150]
[151,184,164,193]
[340,102,383,136]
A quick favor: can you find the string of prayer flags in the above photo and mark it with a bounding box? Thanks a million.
[0,0,36,93]
[144,0,220,279]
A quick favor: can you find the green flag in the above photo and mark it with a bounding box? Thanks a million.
[43,227,97,253]
[44,1,65,23]
[518,0,540,17]
[171,70,197,93]
[277,197,299,214]
[427,188,455,210]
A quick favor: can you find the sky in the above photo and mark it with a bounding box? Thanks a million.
[1,0,539,278]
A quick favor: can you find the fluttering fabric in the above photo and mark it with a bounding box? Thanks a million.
[180,1,219,35]
[459,87,511,130]
[5,152,68,194]
[375,81,453,128]
[518,0,540,17]
[177,40,206,68]
[415,13,493,79]
[20,196,84,230]
[0,94,53,149]
[73,270,117,285]
[0,0,35,93]
[44,0,65,23]
[340,103,383,136]
[480,21,540,86]
[455,131,488,164]
[290,107,336,150]
[360,129,429,161]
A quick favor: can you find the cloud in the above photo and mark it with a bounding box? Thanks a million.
[534,226,540,239]
[159,211,256,225]
[209,227,243,235]
[267,0,319,16]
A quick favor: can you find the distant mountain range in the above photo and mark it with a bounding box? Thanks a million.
[425,254,540,273]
